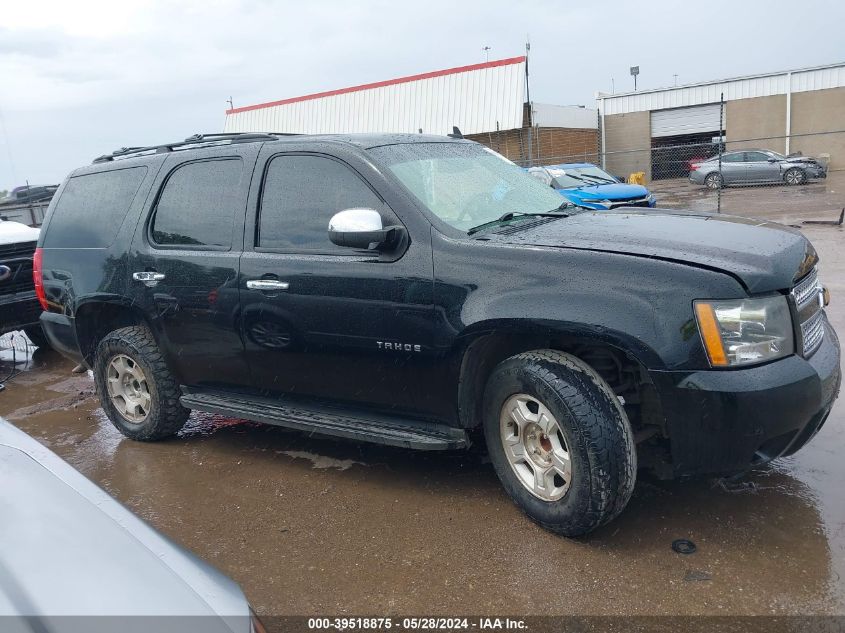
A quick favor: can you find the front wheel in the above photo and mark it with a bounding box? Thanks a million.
[483,350,636,536]
[94,325,189,441]
[784,167,807,185]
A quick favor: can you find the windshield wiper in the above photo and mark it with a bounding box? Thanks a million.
[467,209,569,236]
[578,173,616,184]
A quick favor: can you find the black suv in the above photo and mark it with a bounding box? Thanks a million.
[37,133,841,536]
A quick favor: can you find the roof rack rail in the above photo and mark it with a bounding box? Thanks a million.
[92,132,290,164]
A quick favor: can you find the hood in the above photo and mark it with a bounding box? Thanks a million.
[562,183,649,201]
[483,209,815,293]
[784,155,819,164]
[0,220,40,246]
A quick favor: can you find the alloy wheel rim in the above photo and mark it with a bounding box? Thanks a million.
[500,393,572,501]
[787,170,801,184]
[106,354,151,423]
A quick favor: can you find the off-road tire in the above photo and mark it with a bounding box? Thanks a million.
[23,325,50,349]
[94,325,189,440]
[704,172,722,189]
[783,167,807,186]
[483,349,637,536]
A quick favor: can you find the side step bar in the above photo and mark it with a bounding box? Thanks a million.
[180,391,469,451]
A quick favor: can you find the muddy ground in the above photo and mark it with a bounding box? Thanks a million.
[1,204,843,617]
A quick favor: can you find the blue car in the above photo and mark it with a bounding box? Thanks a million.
[526,163,656,210]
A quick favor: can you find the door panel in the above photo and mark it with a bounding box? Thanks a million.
[127,146,259,390]
[240,149,436,416]
[745,152,781,183]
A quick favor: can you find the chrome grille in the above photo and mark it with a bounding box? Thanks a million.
[792,268,820,306]
[791,267,824,357]
[801,308,825,357]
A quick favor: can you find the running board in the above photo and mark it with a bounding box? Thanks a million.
[179,391,469,451]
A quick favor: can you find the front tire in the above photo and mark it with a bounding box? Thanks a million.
[784,167,807,185]
[94,325,189,441]
[483,350,636,536]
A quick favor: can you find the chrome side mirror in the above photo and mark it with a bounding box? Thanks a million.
[328,208,401,250]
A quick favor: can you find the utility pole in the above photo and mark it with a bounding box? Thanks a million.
[482,46,491,62]
[226,96,234,111]
[673,74,679,87]
[525,37,533,166]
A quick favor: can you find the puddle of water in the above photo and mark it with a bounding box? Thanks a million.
[278,449,366,471]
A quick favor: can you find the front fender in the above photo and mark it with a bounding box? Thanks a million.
[432,231,746,372]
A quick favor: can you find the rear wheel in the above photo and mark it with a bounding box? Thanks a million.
[784,167,807,185]
[704,172,722,189]
[483,350,637,536]
[94,325,189,440]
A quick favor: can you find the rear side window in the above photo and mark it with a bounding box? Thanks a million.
[151,158,243,248]
[43,167,147,248]
[258,155,385,253]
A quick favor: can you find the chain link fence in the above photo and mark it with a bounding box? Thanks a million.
[512,108,845,225]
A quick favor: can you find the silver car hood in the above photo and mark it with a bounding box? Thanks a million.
[0,419,250,632]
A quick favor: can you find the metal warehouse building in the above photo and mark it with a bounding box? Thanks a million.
[224,56,598,165]
[597,62,845,180]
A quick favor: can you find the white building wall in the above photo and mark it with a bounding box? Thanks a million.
[598,62,845,115]
[532,103,597,129]
[225,57,526,136]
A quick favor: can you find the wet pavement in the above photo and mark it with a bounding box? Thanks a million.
[0,225,843,617]
[649,171,845,225]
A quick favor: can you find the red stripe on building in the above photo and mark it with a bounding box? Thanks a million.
[225,56,527,115]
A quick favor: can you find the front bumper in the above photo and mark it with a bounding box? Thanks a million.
[649,316,841,477]
[39,312,84,364]
[0,290,42,334]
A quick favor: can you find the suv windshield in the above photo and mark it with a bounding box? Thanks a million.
[369,142,567,233]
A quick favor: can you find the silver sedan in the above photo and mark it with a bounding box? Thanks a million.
[689,149,827,188]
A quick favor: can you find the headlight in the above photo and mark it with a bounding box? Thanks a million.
[694,296,794,367]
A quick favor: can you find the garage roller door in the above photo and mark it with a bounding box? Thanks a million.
[651,103,723,138]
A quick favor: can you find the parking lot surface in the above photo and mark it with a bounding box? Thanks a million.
[650,171,845,224]
[1,221,843,618]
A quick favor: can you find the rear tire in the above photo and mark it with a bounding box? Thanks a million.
[704,172,722,189]
[784,167,806,185]
[94,325,189,441]
[482,350,637,536]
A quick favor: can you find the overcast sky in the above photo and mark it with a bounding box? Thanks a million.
[2,0,844,190]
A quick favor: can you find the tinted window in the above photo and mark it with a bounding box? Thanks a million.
[259,155,384,252]
[152,159,243,248]
[43,167,147,248]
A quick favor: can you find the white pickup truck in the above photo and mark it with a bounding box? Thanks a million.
[0,219,47,347]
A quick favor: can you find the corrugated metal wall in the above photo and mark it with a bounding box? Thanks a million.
[598,63,845,116]
[224,58,526,136]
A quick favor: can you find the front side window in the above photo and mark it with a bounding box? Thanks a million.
[151,158,243,248]
[258,154,385,253]
[369,143,565,233]
[745,152,770,162]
